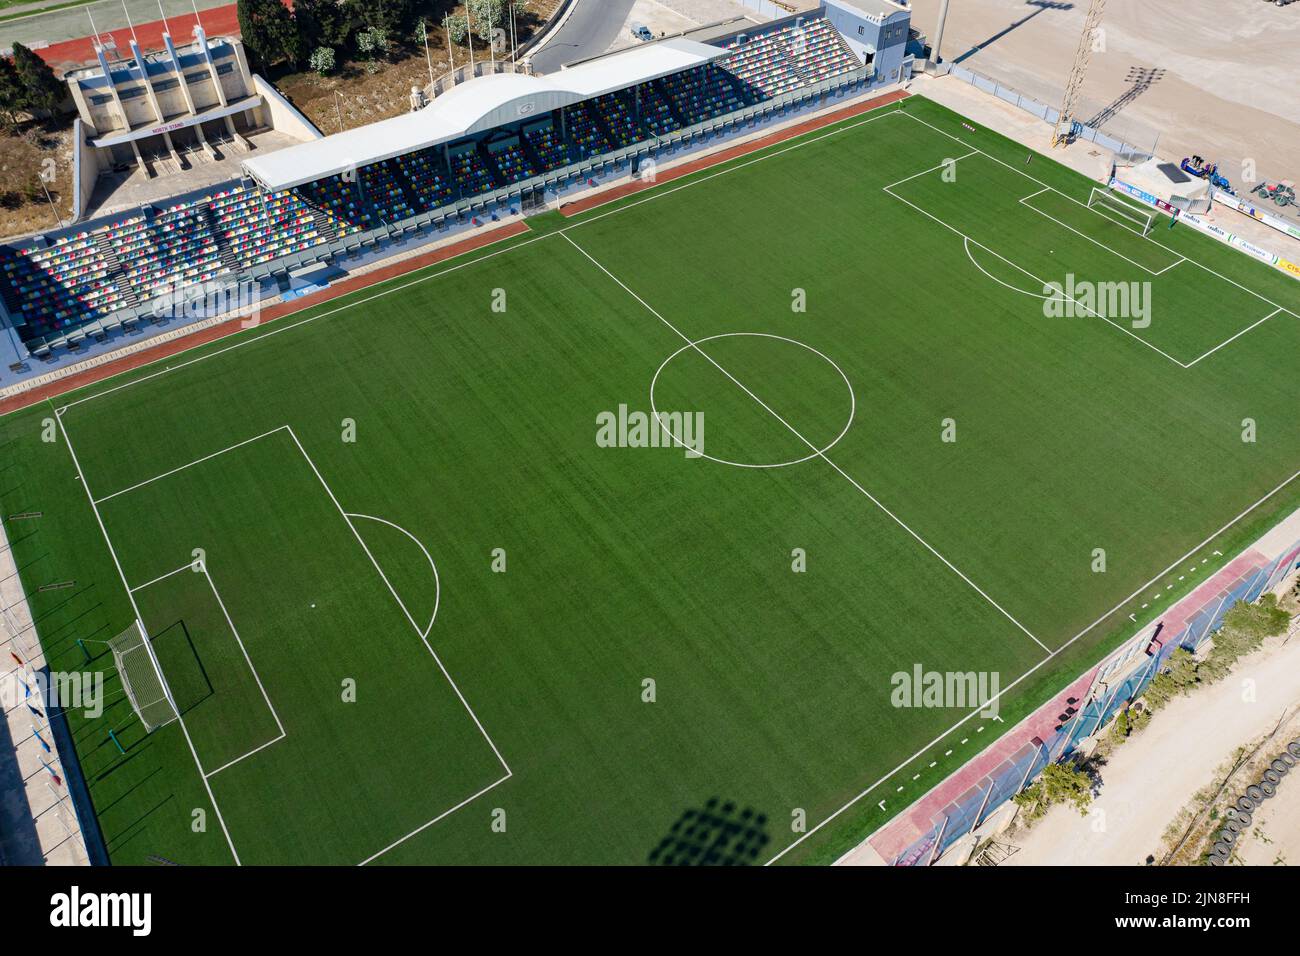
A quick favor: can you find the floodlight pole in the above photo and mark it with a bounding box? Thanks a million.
[466,7,476,72]
[930,0,951,66]
[488,6,495,66]
[445,15,455,77]
[510,3,518,62]
[420,19,434,89]
[335,91,344,133]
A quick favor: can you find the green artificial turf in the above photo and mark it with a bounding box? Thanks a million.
[3,96,1298,865]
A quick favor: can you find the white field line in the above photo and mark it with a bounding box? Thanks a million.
[51,233,555,417]
[882,179,1191,368]
[1184,308,1285,368]
[283,427,513,866]
[561,220,1300,867]
[901,110,1300,322]
[72,420,509,863]
[357,772,512,866]
[199,566,287,779]
[560,230,1053,659]
[962,237,1055,300]
[345,513,440,640]
[566,105,909,232]
[766,460,1300,865]
[1017,189,1183,276]
[878,149,981,191]
[33,103,912,423]
[52,408,244,865]
[93,425,290,504]
[129,560,200,594]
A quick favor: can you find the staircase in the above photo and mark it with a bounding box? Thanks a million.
[972,841,1020,866]
[302,199,340,243]
[202,204,242,275]
[476,142,506,190]
[92,231,141,309]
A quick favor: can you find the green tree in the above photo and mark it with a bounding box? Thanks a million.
[238,0,299,69]
[11,43,64,117]
[449,0,526,46]
[1143,647,1198,710]
[0,54,24,130]
[1013,761,1094,824]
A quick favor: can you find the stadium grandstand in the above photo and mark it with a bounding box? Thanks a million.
[0,2,911,374]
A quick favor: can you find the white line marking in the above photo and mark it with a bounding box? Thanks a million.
[879,149,981,191]
[69,421,510,863]
[901,110,1300,319]
[345,513,440,640]
[1016,188,1182,276]
[129,560,199,594]
[32,103,912,423]
[884,179,1190,366]
[765,459,1300,865]
[284,427,512,779]
[562,230,1052,657]
[198,566,287,778]
[94,426,290,504]
[1184,308,1284,368]
[357,773,512,866]
[53,411,243,865]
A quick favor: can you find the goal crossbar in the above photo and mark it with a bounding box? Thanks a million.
[1088,187,1156,237]
[109,620,178,733]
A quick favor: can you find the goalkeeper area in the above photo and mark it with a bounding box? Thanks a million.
[1086,186,1157,238]
[3,95,1299,866]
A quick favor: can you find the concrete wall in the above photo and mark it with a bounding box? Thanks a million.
[71,119,99,223]
[823,0,910,83]
[252,74,322,140]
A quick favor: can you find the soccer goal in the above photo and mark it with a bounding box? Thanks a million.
[109,621,178,733]
[1088,187,1156,237]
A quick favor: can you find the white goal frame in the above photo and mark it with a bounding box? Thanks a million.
[1088,186,1156,237]
[108,620,179,733]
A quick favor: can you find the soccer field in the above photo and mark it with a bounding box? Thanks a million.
[4,96,1299,865]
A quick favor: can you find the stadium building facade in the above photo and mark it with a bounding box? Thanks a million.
[0,7,910,378]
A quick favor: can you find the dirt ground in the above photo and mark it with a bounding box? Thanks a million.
[910,0,1300,196]
[276,1,561,134]
[1001,607,1300,866]
[0,120,76,242]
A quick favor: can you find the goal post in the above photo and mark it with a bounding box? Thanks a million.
[1087,187,1155,237]
[109,621,178,733]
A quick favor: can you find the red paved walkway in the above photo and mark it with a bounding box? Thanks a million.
[38,4,241,71]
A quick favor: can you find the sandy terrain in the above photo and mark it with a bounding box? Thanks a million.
[910,0,1300,197]
[1235,756,1300,866]
[1003,619,1300,866]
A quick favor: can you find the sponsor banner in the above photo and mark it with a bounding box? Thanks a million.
[1112,180,1298,282]
[1108,178,1177,215]
[1213,191,1300,241]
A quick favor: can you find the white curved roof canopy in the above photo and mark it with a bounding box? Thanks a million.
[242,38,725,192]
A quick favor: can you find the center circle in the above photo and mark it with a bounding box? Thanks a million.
[649,332,856,469]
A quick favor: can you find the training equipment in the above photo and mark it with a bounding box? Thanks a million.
[108,621,178,733]
[1180,155,1234,193]
[1252,181,1296,207]
[1087,187,1155,235]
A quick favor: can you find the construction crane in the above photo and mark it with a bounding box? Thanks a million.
[1052,0,1108,147]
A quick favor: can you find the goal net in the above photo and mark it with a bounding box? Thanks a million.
[1088,187,1156,236]
[109,621,178,733]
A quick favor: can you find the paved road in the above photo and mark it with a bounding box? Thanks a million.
[529,0,638,74]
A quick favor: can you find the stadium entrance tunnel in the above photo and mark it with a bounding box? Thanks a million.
[649,333,855,469]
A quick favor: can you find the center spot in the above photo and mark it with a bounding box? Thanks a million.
[649,332,855,469]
